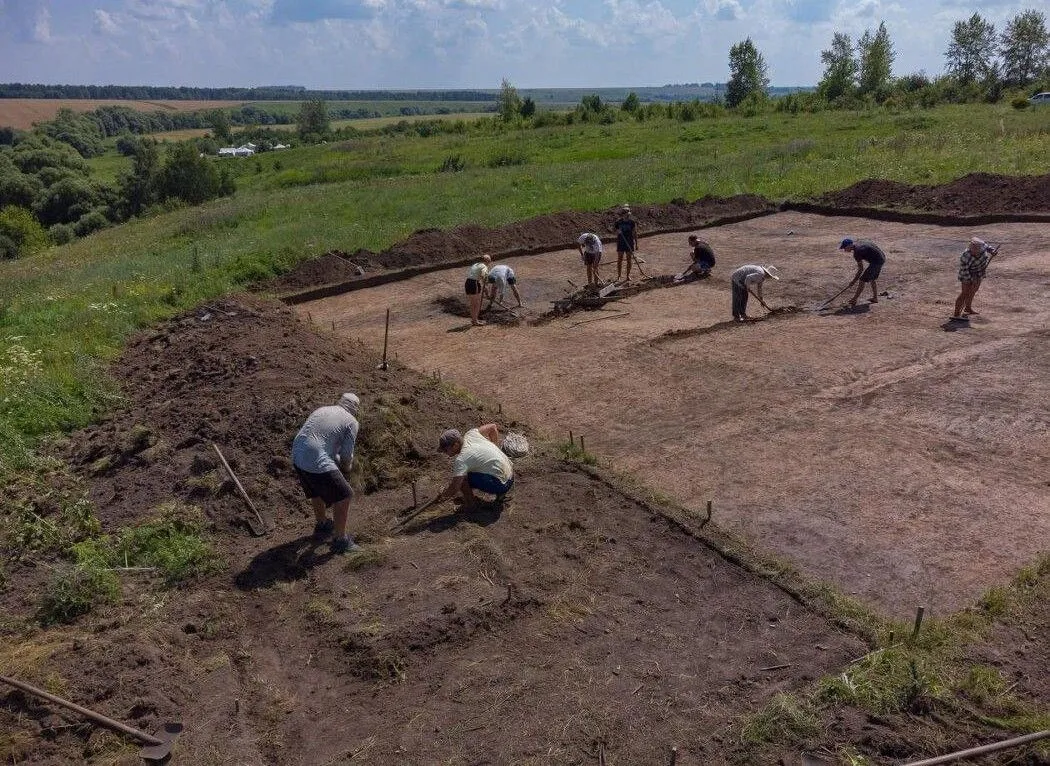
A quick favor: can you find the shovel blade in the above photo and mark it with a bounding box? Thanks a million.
[139,722,182,762]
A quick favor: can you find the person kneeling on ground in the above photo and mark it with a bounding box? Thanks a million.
[675,235,716,282]
[291,392,362,554]
[730,264,780,321]
[485,263,524,311]
[464,254,492,326]
[839,238,886,307]
[435,424,515,510]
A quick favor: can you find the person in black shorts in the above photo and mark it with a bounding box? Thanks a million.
[675,235,716,281]
[463,255,492,326]
[839,238,885,307]
[612,205,638,282]
[291,393,362,554]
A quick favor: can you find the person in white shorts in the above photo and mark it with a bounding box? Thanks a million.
[434,423,515,508]
[485,263,524,311]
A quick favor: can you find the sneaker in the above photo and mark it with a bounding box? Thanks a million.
[313,518,334,539]
[330,536,361,555]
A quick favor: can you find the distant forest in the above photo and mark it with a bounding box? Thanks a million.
[0,84,499,102]
[0,82,815,105]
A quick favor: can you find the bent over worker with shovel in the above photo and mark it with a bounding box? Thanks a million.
[291,392,362,554]
[730,264,780,322]
[839,238,886,307]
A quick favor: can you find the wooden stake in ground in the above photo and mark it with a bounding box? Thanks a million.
[378,307,390,370]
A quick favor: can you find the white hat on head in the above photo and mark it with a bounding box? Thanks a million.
[338,393,360,415]
[970,237,985,246]
[763,265,781,281]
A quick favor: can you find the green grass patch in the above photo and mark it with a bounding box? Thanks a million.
[740,692,821,747]
[75,501,221,584]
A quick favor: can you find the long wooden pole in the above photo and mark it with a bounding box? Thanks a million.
[900,730,1050,766]
[211,443,266,531]
[0,675,162,745]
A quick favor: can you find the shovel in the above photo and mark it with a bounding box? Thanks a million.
[0,675,182,762]
[212,442,273,536]
[814,281,855,312]
[391,495,444,531]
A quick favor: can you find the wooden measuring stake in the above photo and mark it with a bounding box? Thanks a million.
[380,307,390,370]
[912,606,925,639]
[580,435,586,453]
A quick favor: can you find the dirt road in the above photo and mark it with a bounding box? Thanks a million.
[300,212,1050,615]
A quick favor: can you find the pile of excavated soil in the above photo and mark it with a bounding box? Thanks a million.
[265,251,365,292]
[817,172,1050,215]
[0,295,868,765]
[266,194,774,293]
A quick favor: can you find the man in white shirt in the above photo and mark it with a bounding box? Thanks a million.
[291,393,361,554]
[576,232,603,286]
[485,263,524,311]
[434,423,514,508]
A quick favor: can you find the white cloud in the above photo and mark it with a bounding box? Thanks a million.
[93,9,122,34]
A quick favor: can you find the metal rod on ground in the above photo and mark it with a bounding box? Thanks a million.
[899,730,1050,766]
[912,606,925,639]
[380,307,390,370]
[570,311,631,328]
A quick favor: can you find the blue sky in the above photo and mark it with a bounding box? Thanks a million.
[0,0,1041,88]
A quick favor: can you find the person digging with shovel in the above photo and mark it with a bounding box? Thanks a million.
[952,237,999,321]
[839,238,886,307]
[434,424,514,512]
[675,235,717,282]
[730,264,780,321]
[291,392,362,554]
[577,232,604,286]
[612,204,639,283]
[485,263,524,311]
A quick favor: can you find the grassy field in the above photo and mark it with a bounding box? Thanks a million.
[142,111,493,143]
[3,103,1050,477]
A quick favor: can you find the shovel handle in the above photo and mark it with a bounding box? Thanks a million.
[0,675,162,745]
[211,443,265,529]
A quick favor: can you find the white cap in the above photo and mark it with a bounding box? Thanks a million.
[338,393,360,415]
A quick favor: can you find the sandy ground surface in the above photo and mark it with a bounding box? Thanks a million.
[301,212,1050,616]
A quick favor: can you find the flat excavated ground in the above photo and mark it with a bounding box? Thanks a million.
[301,212,1050,616]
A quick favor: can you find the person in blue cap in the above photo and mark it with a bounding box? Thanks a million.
[839,238,885,307]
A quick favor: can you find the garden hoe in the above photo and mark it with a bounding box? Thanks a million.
[0,675,183,762]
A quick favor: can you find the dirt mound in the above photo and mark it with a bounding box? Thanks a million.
[266,194,774,293]
[818,172,1050,215]
[264,250,366,292]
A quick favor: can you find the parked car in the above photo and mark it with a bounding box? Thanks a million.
[1029,92,1050,106]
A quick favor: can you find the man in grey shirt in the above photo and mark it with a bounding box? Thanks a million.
[291,392,361,554]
